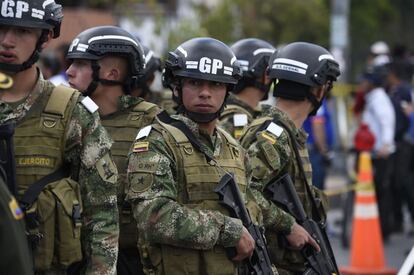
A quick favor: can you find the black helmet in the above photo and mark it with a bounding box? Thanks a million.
[163,37,242,123]
[135,45,162,98]
[270,42,340,115]
[269,42,340,88]
[231,38,275,98]
[67,25,145,96]
[163,37,242,88]
[0,0,63,73]
[0,0,63,38]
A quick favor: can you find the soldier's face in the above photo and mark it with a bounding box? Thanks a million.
[180,78,227,114]
[0,26,41,65]
[66,59,93,92]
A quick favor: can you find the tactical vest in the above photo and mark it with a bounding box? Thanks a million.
[14,84,84,270]
[101,100,159,250]
[140,120,247,275]
[221,104,254,139]
[240,116,322,273]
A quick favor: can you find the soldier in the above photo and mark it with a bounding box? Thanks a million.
[66,26,160,275]
[219,38,275,139]
[0,1,119,274]
[239,42,340,274]
[125,37,263,275]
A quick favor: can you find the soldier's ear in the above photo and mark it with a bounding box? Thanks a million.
[40,31,53,50]
[173,86,179,98]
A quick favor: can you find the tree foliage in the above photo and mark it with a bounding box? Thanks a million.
[195,0,330,47]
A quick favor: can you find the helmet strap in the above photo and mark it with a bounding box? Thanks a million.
[307,91,324,116]
[83,60,100,97]
[0,30,48,73]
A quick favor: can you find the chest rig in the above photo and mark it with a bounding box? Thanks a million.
[13,84,84,270]
[14,84,79,194]
[101,100,158,250]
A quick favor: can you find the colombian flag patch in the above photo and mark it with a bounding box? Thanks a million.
[9,197,24,220]
[133,141,150,153]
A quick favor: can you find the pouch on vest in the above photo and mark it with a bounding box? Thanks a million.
[25,177,83,270]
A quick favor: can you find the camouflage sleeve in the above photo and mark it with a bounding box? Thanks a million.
[126,130,243,250]
[246,132,295,234]
[65,103,118,275]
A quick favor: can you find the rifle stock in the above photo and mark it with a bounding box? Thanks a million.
[265,174,339,275]
[215,173,274,275]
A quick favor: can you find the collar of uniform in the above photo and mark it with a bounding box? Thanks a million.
[0,69,46,124]
[118,95,144,112]
[262,105,308,142]
[172,114,223,157]
[227,93,255,116]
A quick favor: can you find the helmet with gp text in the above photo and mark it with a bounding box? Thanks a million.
[163,37,242,123]
[135,45,162,97]
[269,42,340,115]
[0,0,63,72]
[231,38,276,99]
[66,25,145,96]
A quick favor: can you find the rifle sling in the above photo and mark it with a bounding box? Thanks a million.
[20,166,68,210]
[157,111,215,163]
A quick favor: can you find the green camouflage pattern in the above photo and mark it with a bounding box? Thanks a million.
[126,114,244,250]
[0,75,119,275]
[240,106,326,273]
[219,93,266,139]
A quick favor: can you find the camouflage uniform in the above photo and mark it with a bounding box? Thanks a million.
[0,74,119,275]
[126,114,263,275]
[100,95,159,275]
[239,106,327,275]
[219,93,264,139]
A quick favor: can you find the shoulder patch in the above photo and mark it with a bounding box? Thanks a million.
[260,141,279,170]
[81,96,99,113]
[133,141,149,153]
[129,173,153,193]
[233,113,248,127]
[266,122,283,137]
[96,153,118,184]
[136,125,152,140]
[9,197,24,220]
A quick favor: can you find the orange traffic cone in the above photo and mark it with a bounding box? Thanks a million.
[340,151,397,275]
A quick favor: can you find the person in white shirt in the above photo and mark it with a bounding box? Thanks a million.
[359,64,395,241]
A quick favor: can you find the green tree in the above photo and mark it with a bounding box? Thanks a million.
[195,0,330,47]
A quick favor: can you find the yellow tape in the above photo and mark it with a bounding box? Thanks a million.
[324,181,375,197]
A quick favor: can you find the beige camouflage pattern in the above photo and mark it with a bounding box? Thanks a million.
[0,74,119,275]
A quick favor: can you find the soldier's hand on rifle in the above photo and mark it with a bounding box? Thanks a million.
[286,222,320,252]
[232,226,255,262]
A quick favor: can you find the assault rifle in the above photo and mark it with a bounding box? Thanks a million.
[0,123,16,196]
[215,172,274,275]
[265,174,339,275]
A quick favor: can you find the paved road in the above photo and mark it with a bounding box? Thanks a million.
[325,171,414,272]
